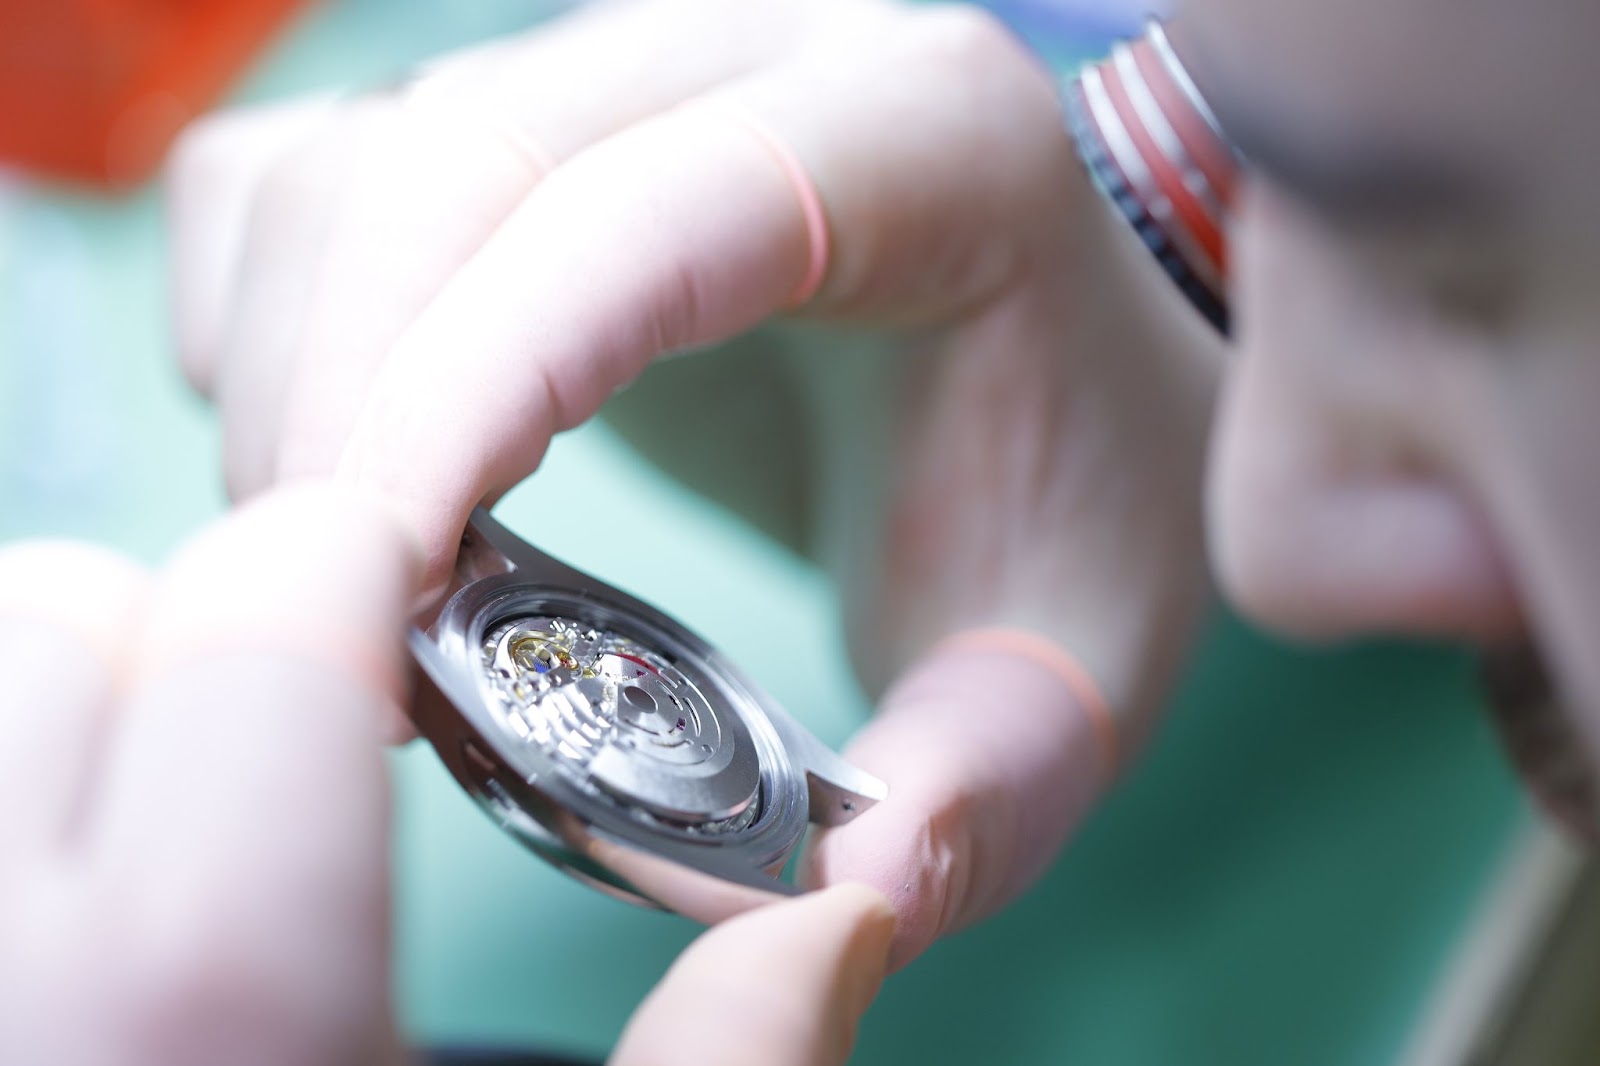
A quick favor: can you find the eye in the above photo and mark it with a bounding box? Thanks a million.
[1352,222,1521,333]
[1412,237,1519,329]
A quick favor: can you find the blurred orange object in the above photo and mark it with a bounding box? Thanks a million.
[0,0,311,189]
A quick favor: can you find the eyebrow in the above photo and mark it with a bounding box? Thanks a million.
[1171,33,1501,224]
[1226,110,1492,222]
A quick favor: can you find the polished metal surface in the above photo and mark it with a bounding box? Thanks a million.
[408,507,888,924]
[478,613,762,826]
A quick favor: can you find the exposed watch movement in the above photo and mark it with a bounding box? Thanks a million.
[409,508,887,923]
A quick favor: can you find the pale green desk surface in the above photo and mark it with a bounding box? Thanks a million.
[0,2,1525,1062]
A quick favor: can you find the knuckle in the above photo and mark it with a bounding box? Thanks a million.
[166,112,238,188]
[250,111,367,223]
[904,2,1062,134]
[896,3,1070,188]
[644,250,704,355]
[905,4,1029,72]
[254,140,332,219]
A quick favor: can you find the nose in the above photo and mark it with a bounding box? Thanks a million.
[1205,184,1523,643]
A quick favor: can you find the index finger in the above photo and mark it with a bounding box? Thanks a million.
[335,10,1066,587]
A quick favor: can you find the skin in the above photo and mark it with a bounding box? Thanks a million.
[0,487,896,1066]
[169,0,1220,971]
[153,0,1600,1057]
[1176,0,1600,760]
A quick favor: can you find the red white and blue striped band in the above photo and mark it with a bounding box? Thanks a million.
[1064,20,1242,334]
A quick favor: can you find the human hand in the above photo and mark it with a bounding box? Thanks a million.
[0,488,416,1066]
[169,0,1221,968]
[0,487,895,1065]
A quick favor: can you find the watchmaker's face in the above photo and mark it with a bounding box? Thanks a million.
[1177,0,1600,747]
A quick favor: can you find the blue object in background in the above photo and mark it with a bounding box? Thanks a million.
[984,0,1156,57]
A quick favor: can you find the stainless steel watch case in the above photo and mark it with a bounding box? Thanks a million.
[408,508,887,924]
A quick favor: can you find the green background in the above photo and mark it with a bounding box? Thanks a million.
[0,1,1525,1061]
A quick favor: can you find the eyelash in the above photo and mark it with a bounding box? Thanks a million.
[1356,225,1520,332]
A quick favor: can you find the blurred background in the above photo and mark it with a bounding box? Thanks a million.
[0,1,1533,1062]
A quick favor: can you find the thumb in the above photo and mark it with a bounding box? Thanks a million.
[804,631,1114,969]
[610,884,895,1066]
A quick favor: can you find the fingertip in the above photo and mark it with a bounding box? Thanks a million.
[802,639,1111,970]
[313,480,429,593]
[0,540,155,680]
[139,483,423,705]
[803,799,954,970]
[218,481,425,593]
[819,881,898,928]
[787,882,898,979]
[333,432,472,602]
[0,540,155,617]
[808,882,898,1006]
[612,885,895,1066]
